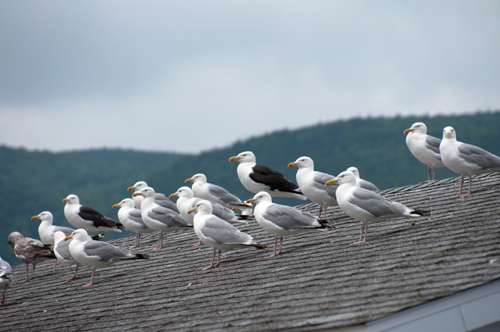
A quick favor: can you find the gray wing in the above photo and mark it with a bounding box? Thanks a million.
[263,204,320,230]
[211,202,237,221]
[349,188,407,217]
[0,258,12,275]
[458,143,500,170]
[53,226,76,237]
[149,207,191,227]
[201,216,252,245]
[154,193,179,213]
[54,240,73,260]
[208,184,246,206]
[425,135,442,155]
[83,241,131,262]
[313,172,338,198]
[128,209,148,226]
[359,179,379,192]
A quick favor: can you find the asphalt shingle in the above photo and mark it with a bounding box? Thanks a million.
[1,173,499,331]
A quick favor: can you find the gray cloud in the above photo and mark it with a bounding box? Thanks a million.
[1,0,499,152]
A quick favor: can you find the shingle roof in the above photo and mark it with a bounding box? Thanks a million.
[1,173,500,331]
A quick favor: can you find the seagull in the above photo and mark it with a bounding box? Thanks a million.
[404,122,446,182]
[31,210,75,268]
[171,186,246,224]
[64,229,148,288]
[229,151,306,200]
[246,191,332,258]
[8,231,56,283]
[127,181,178,212]
[326,171,429,245]
[187,200,266,271]
[0,256,13,306]
[133,187,192,251]
[185,173,253,215]
[31,211,75,244]
[53,231,79,284]
[440,126,500,198]
[288,156,338,218]
[346,167,379,191]
[63,194,123,233]
[112,198,153,249]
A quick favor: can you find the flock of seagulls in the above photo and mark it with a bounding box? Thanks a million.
[3,123,499,306]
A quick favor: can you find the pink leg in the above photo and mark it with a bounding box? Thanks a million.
[432,167,436,181]
[82,267,96,288]
[214,250,221,268]
[46,260,64,268]
[60,265,78,284]
[265,236,283,258]
[450,176,470,198]
[202,249,217,271]
[18,264,31,283]
[350,222,368,245]
[1,285,7,305]
[265,237,278,258]
[419,167,434,183]
[191,240,202,248]
[318,205,323,218]
[129,234,141,249]
[323,206,328,219]
[151,232,164,251]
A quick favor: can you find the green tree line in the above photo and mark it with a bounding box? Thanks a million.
[1,111,499,263]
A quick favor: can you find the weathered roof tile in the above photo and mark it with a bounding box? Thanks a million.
[1,173,500,331]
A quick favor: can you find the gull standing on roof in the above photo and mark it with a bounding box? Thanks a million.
[127,181,178,212]
[404,122,446,182]
[112,198,153,249]
[229,151,306,200]
[133,187,192,251]
[326,171,429,245]
[63,194,123,233]
[346,167,379,191]
[246,191,332,258]
[32,210,75,268]
[440,126,500,198]
[8,231,56,283]
[185,173,253,215]
[0,256,13,306]
[53,231,80,284]
[288,156,338,219]
[187,200,266,271]
[65,229,148,287]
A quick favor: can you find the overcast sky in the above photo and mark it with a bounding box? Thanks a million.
[1,1,499,153]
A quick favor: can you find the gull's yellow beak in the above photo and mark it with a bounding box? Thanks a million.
[132,192,142,197]
[64,236,72,241]
[31,215,40,220]
[245,198,256,203]
[112,203,120,208]
[288,162,298,167]
[127,186,136,191]
[62,198,69,203]
[169,193,178,198]
[185,178,193,183]
[229,156,240,162]
[325,179,338,186]
[187,208,196,214]
[403,128,413,134]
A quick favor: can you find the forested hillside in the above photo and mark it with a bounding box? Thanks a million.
[2,111,499,263]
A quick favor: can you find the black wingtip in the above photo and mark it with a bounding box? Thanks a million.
[134,253,149,259]
[318,219,335,229]
[412,209,430,217]
[252,243,268,250]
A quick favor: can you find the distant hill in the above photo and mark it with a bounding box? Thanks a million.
[2,110,499,263]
